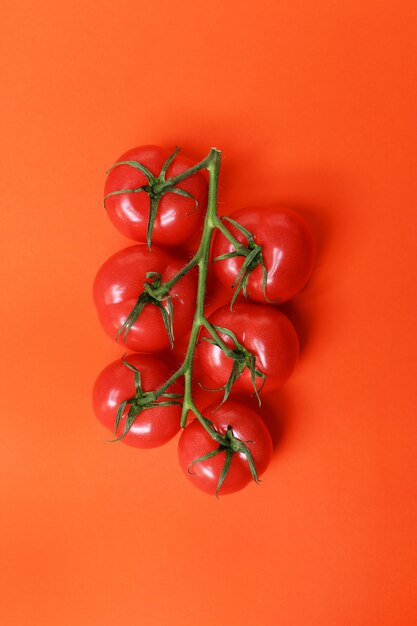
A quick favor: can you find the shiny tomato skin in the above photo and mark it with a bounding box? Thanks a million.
[178,401,273,495]
[213,206,316,303]
[197,303,299,393]
[93,244,197,353]
[93,354,182,448]
[104,145,208,247]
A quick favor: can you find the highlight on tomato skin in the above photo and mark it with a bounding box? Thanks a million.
[177,401,273,496]
[212,206,316,304]
[92,354,182,448]
[92,244,198,353]
[104,145,208,248]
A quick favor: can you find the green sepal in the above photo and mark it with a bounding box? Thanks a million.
[213,251,240,262]
[222,215,255,243]
[106,159,156,181]
[114,399,129,433]
[229,246,260,308]
[221,359,247,405]
[188,423,261,497]
[147,195,160,249]
[145,189,198,249]
[105,149,201,248]
[207,324,267,406]
[145,271,160,281]
[166,186,198,208]
[231,246,261,288]
[159,147,181,179]
[161,392,184,399]
[116,274,175,349]
[246,354,266,406]
[152,400,183,408]
[116,295,174,349]
[225,425,261,486]
[200,336,219,346]
[158,297,174,349]
[111,396,183,442]
[108,404,139,442]
[215,216,277,307]
[121,356,142,394]
[122,404,140,439]
[111,358,183,442]
[216,448,233,497]
[186,444,232,498]
[103,186,148,208]
[188,446,223,473]
[116,296,147,343]
[235,442,260,485]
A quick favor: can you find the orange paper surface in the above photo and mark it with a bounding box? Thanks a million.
[1,1,416,624]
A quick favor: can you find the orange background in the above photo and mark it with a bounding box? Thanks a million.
[1,1,417,624]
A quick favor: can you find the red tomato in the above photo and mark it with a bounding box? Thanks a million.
[197,303,299,395]
[212,206,316,303]
[104,145,208,247]
[178,401,273,495]
[93,244,197,352]
[93,354,182,447]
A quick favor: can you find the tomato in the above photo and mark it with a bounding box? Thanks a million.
[178,401,273,495]
[93,244,197,352]
[197,303,299,396]
[93,354,182,448]
[104,145,208,247]
[212,206,316,304]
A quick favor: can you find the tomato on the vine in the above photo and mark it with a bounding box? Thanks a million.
[197,302,299,395]
[93,244,197,353]
[104,145,208,247]
[93,354,182,448]
[212,206,316,304]
[92,145,318,497]
[178,401,273,495]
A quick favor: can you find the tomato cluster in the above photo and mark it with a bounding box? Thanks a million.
[93,145,315,497]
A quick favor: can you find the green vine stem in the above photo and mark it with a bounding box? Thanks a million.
[149,148,227,433]
[112,147,266,484]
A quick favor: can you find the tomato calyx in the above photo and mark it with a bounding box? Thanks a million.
[201,323,266,405]
[117,271,176,348]
[214,216,274,308]
[99,148,305,495]
[112,357,183,441]
[104,147,199,248]
[188,422,260,497]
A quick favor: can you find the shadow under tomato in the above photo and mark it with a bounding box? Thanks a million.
[278,300,310,355]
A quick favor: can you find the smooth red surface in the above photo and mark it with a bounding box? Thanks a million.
[1,1,417,625]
